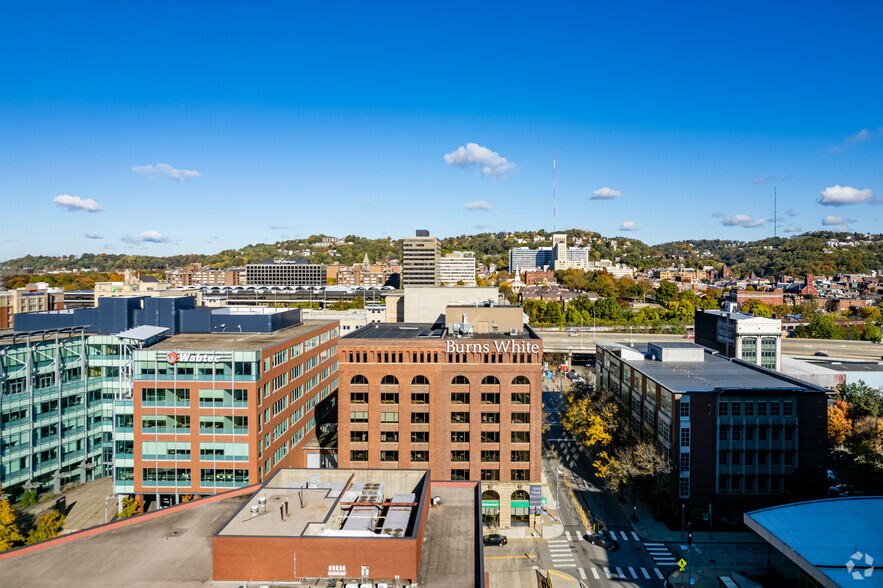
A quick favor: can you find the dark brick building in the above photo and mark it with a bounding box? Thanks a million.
[595,341,828,525]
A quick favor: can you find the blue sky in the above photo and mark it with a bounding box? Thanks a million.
[2,1,882,259]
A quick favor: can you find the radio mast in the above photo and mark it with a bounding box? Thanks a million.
[552,152,556,232]
[774,186,777,238]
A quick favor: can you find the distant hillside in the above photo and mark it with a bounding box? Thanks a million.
[3,230,882,278]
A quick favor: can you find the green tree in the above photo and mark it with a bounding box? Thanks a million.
[862,322,881,342]
[25,511,65,544]
[594,297,622,321]
[117,495,141,519]
[656,280,678,303]
[837,381,883,418]
[742,299,773,317]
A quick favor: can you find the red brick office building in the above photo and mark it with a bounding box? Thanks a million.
[337,306,543,528]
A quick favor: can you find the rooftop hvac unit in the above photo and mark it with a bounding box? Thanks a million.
[509,328,518,336]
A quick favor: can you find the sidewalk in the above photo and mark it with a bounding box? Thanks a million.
[494,469,565,541]
[612,495,764,544]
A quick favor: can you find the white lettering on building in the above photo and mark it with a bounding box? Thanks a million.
[445,340,539,354]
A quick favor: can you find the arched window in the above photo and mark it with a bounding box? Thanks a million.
[452,375,469,385]
[351,375,368,385]
[511,489,530,501]
[411,375,429,386]
[481,489,500,501]
[512,375,530,385]
[380,375,399,385]
[481,376,500,385]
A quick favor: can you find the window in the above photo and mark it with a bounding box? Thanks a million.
[381,375,398,385]
[350,411,368,423]
[482,431,501,443]
[380,412,399,423]
[510,412,529,424]
[772,427,780,441]
[744,402,754,417]
[678,477,690,498]
[451,450,469,462]
[351,431,368,443]
[380,431,399,443]
[719,402,729,417]
[481,469,500,481]
[411,431,429,443]
[719,452,728,466]
[770,401,780,416]
[757,401,767,416]
[481,450,500,462]
[511,450,530,462]
[451,392,469,404]
[381,392,398,404]
[451,431,470,443]
[783,401,793,417]
[784,427,793,441]
[680,428,691,447]
[784,452,793,466]
[351,375,368,385]
[412,375,429,385]
[679,402,690,418]
[511,431,529,443]
[411,393,429,404]
[451,412,470,423]
[512,392,530,405]
[482,412,501,424]
[452,375,469,385]
[411,412,429,424]
[512,375,530,385]
[719,426,729,441]
[481,392,499,405]
[732,427,742,441]
[380,450,399,462]
[731,402,741,417]
[680,453,690,471]
[511,470,529,481]
[481,375,499,385]
[758,426,768,441]
[350,450,368,461]
[350,392,368,404]
[411,450,429,462]
[746,426,755,441]
[451,469,470,481]
[731,451,742,466]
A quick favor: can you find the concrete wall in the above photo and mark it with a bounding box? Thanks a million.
[403,287,500,324]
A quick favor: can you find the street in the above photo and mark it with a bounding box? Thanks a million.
[485,379,677,587]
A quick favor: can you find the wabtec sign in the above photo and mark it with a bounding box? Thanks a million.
[166,352,221,364]
[445,340,540,354]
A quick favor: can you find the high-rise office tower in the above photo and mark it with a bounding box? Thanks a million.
[402,230,440,287]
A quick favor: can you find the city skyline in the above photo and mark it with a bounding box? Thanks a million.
[2,2,882,259]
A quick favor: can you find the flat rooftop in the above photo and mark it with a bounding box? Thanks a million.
[599,341,825,392]
[807,360,883,373]
[148,320,334,352]
[344,322,539,341]
[745,497,883,587]
[218,468,427,538]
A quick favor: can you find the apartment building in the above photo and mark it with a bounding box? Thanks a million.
[245,260,327,287]
[168,265,242,288]
[0,285,64,329]
[439,251,476,286]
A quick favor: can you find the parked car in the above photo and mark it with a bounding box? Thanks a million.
[814,350,829,357]
[483,534,508,547]
[586,534,619,551]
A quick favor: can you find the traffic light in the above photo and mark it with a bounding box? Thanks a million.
[687,522,693,546]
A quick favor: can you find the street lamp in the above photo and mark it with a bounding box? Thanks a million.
[105,494,119,524]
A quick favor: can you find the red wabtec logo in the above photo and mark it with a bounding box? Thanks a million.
[166,352,178,364]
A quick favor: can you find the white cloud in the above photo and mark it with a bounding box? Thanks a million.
[443,143,516,179]
[831,127,882,152]
[821,215,855,226]
[783,226,802,233]
[819,185,877,206]
[721,214,765,228]
[463,200,492,211]
[83,233,104,239]
[619,221,638,231]
[473,224,491,230]
[53,194,103,212]
[785,209,797,217]
[589,187,623,200]
[768,216,785,223]
[752,174,792,185]
[131,163,201,180]
[269,225,289,230]
[711,211,727,218]
[122,230,169,244]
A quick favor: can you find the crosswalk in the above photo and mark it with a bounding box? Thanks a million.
[643,541,678,567]
[545,532,668,581]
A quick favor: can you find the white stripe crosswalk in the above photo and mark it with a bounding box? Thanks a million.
[644,541,678,566]
[569,565,665,581]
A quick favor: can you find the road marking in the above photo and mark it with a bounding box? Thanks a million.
[642,567,651,579]
[578,568,587,580]
[620,530,629,541]
[616,567,624,578]
[631,531,640,541]
[548,539,568,544]
[604,567,611,579]
[645,542,666,546]
[629,567,637,579]
[484,555,529,560]
[592,568,600,579]
[655,568,664,579]
[565,531,573,541]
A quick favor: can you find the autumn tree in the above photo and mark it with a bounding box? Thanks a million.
[117,495,141,519]
[0,495,24,552]
[852,416,883,456]
[828,399,853,447]
[837,381,883,419]
[562,396,618,458]
[25,511,65,544]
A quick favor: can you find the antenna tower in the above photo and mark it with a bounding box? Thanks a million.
[774,186,777,238]
[552,152,556,232]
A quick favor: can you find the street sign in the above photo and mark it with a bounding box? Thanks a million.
[541,497,547,505]
[529,484,542,515]
[677,558,687,571]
